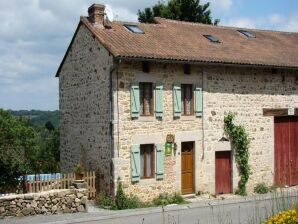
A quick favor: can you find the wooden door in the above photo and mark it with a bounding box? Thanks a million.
[289,117,298,185]
[274,116,290,186]
[274,116,298,186]
[181,142,194,194]
[215,151,231,194]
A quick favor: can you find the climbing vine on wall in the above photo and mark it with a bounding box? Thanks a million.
[224,112,250,196]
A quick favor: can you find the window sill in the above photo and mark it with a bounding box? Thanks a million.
[180,115,196,121]
[139,178,157,185]
[138,116,155,122]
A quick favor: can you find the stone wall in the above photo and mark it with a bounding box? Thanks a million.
[59,23,114,193]
[202,66,298,193]
[112,61,298,199]
[112,61,203,201]
[0,189,87,218]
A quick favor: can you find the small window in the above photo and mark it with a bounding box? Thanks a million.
[124,24,144,33]
[203,34,220,43]
[238,30,255,38]
[181,84,194,116]
[139,82,153,116]
[184,64,191,75]
[143,61,149,73]
[140,144,155,179]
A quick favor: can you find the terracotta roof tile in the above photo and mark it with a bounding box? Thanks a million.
[81,17,298,68]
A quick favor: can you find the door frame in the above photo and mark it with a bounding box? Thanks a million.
[181,141,195,194]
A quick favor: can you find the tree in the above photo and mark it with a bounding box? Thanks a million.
[138,0,219,25]
[0,109,39,192]
[45,121,55,132]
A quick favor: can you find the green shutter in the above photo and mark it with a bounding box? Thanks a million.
[173,83,181,117]
[155,144,164,180]
[131,81,140,118]
[155,82,163,118]
[131,145,140,182]
[195,84,202,117]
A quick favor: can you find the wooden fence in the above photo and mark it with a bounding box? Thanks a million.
[25,171,96,199]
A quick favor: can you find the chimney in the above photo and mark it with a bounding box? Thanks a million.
[88,4,105,29]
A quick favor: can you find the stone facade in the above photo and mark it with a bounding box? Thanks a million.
[59,24,113,192]
[59,23,298,201]
[0,189,87,218]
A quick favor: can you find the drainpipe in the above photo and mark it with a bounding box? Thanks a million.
[201,68,205,160]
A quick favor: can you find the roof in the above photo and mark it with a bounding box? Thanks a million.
[56,16,298,76]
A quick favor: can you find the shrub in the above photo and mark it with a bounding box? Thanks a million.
[98,192,116,209]
[262,209,298,224]
[152,193,186,206]
[254,183,269,194]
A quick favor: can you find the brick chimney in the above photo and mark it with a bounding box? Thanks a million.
[88,4,105,29]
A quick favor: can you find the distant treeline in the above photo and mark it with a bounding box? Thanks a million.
[9,110,59,128]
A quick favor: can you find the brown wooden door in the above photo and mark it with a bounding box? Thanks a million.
[215,151,231,194]
[289,117,298,185]
[274,116,298,186]
[181,142,194,194]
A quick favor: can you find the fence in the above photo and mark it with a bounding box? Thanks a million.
[25,171,96,199]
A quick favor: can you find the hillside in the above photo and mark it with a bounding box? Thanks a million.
[9,110,59,128]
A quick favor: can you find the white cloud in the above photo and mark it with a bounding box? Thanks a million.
[224,17,256,29]
[208,0,233,11]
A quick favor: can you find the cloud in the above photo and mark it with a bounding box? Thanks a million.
[207,0,233,11]
[225,18,256,29]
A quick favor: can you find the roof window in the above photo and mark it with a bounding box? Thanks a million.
[124,24,144,34]
[203,35,220,43]
[238,30,256,38]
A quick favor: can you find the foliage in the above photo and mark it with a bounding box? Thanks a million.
[152,193,186,206]
[9,110,59,128]
[73,162,85,174]
[0,109,39,192]
[262,209,298,224]
[98,179,186,210]
[224,112,250,196]
[138,0,219,25]
[254,183,269,194]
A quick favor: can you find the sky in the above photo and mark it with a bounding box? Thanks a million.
[0,0,297,110]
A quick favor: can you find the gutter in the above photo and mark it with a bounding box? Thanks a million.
[114,56,298,71]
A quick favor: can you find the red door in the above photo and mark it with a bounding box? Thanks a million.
[215,151,231,194]
[274,116,298,186]
[289,117,298,185]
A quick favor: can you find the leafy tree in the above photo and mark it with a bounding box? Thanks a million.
[138,0,219,25]
[0,109,39,192]
[45,121,55,131]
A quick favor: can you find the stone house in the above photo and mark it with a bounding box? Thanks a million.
[56,3,298,200]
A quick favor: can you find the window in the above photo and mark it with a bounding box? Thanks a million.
[181,84,194,115]
[203,34,220,43]
[238,30,255,38]
[140,144,155,179]
[184,64,191,75]
[139,82,153,116]
[143,61,150,73]
[124,24,144,33]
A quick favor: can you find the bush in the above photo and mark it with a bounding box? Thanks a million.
[262,209,298,224]
[152,193,186,206]
[254,183,269,194]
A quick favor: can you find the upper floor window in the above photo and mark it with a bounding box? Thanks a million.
[181,84,193,115]
[139,82,153,116]
[140,144,155,179]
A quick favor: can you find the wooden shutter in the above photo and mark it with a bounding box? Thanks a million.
[155,82,163,118]
[131,81,140,118]
[173,83,181,117]
[195,84,202,117]
[131,145,140,182]
[155,144,164,180]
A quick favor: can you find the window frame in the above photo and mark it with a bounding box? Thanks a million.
[238,30,256,38]
[203,34,220,43]
[140,144,155,179]
[139,82,154,116]
[181,84,194,116]
[124,24,144,34]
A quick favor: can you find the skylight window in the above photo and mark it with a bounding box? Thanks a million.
[238,30,256,38]
[203,35,220,43]
[124,24,144,34]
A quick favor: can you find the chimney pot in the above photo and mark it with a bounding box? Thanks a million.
[88,3,105,29]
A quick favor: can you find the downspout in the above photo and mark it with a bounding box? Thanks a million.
[201,68,205,160]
